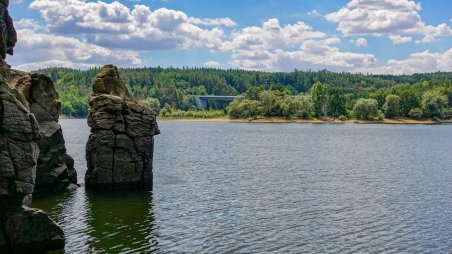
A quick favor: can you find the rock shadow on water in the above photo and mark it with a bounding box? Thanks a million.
[32,189,160,253]
[84,190,160,253]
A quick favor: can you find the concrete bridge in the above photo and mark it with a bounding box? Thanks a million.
[194,95,236,110]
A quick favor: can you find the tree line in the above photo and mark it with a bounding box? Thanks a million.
[228,82,451,120]
[35,67,451,120]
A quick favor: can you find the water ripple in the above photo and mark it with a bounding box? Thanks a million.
[31,120,452,253]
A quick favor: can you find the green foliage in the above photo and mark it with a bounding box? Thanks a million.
[310,82,328,117]
[259,90,286,117]
[140,98,161,113]
[327,86,346,117]
[353,98,379,120]
[370,89,388,109]
[160,104,173,117]
[409,108,423,120]
[228,97,262,119]
[159,105,225,118]
[293,94,312,119]
[422,91,448,119]
[398,90,420,116]
[383,94,401,118]
[338,115,347,121]
[443,108,452,119]
[35,67,451,120]
[229,92,312,119]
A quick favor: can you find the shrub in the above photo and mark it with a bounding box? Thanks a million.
[353,98,379,120]
[422,91,448,119]
[408,108,423,119]
[443,108,452,119]
[338,115,347,121]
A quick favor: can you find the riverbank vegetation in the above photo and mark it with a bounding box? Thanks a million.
[36,67,451,121]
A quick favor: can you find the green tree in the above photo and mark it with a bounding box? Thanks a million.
[370,89,388,109]
[327,87,346,117]
[293,94,312,119]
[228,97,262,118]
[259,90,284,117]
[399,90,420,116]
[422,91,448,118]
[310,81,328,117]
[353,98,379,120]
[383,94,401,118]
[245,86,264,100]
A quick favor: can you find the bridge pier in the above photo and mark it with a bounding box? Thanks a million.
[195,96,209,110]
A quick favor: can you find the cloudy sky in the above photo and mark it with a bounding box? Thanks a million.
[8,0,452,74]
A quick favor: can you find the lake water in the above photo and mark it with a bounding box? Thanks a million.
[32,119,452,253]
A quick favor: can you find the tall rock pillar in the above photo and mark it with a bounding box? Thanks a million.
[85,65,159,190]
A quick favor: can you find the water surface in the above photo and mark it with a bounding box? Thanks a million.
[32,119,452,253]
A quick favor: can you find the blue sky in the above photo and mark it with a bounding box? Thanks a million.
[8,0,452,74]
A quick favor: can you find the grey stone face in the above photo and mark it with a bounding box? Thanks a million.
[9,71,78,192]
[0,70,66,253]
[0,0,16,59]
[0,4,66,253]
[85,65,159,190]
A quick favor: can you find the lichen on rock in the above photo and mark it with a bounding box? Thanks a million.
[85,65,159,190]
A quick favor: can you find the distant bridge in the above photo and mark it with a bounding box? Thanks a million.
[194,95,236,110]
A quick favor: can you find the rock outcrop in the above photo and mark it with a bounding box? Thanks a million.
[85,65,159,190]
[11,72,78,192]
[0,65,65,253]
[0,2,65,252]
[5,69,78,192]
[0,0,17,59]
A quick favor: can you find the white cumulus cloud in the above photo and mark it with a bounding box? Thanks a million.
[29,0,231,50]
[360,48,452,74]
[355,38,368,47]
[389,35,412,44]
[326,0,452,44]
[203,61,222,68]
[10,28,141,71]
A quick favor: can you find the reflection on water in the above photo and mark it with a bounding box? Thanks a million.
[32,119,452,253]
[32,189,159,253]
[84,191,158,253]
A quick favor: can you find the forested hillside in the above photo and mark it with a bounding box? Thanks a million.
[35,67,452,119]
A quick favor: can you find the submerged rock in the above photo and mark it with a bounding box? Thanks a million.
[85,65,159,190]
[2,206,65,253]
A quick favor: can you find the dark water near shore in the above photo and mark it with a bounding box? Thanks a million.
[32,119,452,253]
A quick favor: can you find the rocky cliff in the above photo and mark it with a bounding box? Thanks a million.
[0,2,65,252]
[85,65,159,190]
[0,64,65,253]
[15,72,78,192]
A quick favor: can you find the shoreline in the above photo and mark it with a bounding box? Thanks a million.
[59,116,451,125]
[158,117,448,125]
